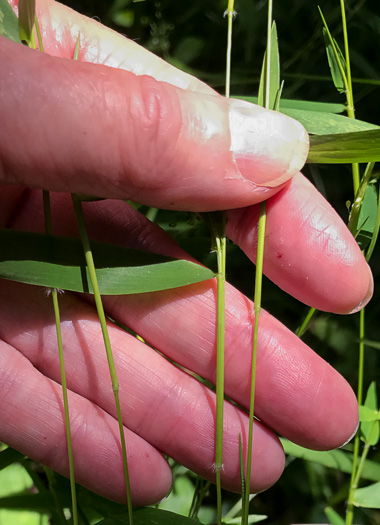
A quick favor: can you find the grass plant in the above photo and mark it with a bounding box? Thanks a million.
[0,0,380,523]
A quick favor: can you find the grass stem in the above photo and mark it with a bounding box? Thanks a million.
[71,195,134,524]
[43,191,78,525]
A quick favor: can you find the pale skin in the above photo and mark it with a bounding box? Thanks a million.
[0,0,374,507]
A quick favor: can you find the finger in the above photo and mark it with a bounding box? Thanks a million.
[9,193,359,449]
[11,0,215,93]
[0,280,285,495]
[226,173,373,313]
[0,32,308,210]
[0,339,172,505]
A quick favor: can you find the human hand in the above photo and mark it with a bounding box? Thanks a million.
[0,0,373,506]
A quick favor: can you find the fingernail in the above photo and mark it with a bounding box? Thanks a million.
[339,418,360,448]
[228,99,309,187]
[346,265,374,314]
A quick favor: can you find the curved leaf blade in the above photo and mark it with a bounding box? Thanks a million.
[0,230,215,294]
[307,129,380,164]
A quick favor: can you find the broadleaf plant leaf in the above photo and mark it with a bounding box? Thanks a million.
[281,438,380,482]
[353,481,380,509]
[356,183,379,251]
[0,0,22,43]
[0,230,215,295]
[307,129,380,164]
[361,381,380,446]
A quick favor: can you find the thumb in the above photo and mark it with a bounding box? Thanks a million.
[0,36,308,211]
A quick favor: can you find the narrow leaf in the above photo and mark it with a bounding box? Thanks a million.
[307,129,380,164]
[0,448,25,471]
[322,28,346,93]
[280,108,378,135]
[325,506,345,525]
[281,438,380,481]
[0,230,215,295]
[235,96,346,114]
[361,382,380,445]
[354,481,380,509]
[258,21,280,109]
[319,7,347,93]
[0,0,22,43]
[360,339,380,350]
[18,0,35,46]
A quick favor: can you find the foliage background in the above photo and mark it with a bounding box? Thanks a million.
[7,0,380,523]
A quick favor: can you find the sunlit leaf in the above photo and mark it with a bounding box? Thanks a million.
[0,230,215,295]
[281,109,378,135]
[307,130,380,164]
[361,382,380,446]
[354,481,380,509]
[359,405,380,422]
[0,0,22,43]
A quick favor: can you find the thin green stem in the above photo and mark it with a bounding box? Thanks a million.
[71,195,134,524]
[339,0,359,195]
[215,220,226,525]
[296,307,316,338]
[348,162,375,235]
[243,2,272,522]
[43,467,67,525]
[345,307,365,525]
[43,191,78,525]
[243,201,267,525]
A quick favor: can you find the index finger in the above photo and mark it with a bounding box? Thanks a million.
[1,1,308,210]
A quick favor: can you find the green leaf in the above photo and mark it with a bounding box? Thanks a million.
[97,507,201,525]
[361,339,380,350]
[322,28,346,93]
[280,108,378,135]
[0,230,215,295]
[359,405,380,422]
[361,382,380,445]
[353,481,380,509]
[0,0,22,43]
[325,506,345,525]
[0,449,25,472]
[356,183,379,251]
[307,129,380,164]
[280,438,380,481]
[258,21,280,109]
[234,96,346,114]
[18,0,35,46]
[319,7,347,93]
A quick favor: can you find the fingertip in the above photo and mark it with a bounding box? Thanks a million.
[229,99,309,187]
[344,264,373,314]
